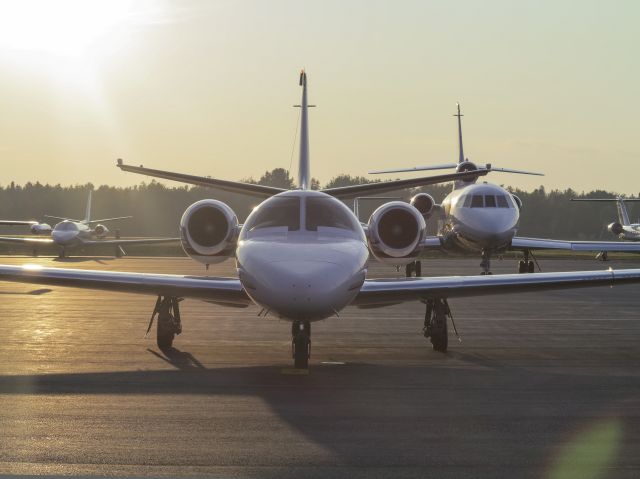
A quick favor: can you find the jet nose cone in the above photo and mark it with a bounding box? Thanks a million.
[244,259,361,320]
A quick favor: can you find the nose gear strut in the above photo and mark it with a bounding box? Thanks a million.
[291,320,311,369]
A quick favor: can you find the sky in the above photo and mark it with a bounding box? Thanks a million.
[0,0,638,193]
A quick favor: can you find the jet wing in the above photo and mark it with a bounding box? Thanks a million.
[354,268,640,307]
[0,220,37,226]
[0,264,250,306]
[510,237,640,252]
[81,237,180,246]
[117,161,285,198]
[0,236,54,245]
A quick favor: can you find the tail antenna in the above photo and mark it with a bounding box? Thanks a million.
[454,103,465,164]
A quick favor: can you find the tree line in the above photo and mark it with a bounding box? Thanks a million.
[0,168,636,240]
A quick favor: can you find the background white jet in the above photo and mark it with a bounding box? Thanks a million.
[1,72,640,370]
[370,104,640,275]
[0,190,179,258]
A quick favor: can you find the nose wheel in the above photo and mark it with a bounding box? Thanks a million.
[480,250,492,275]
[292,321,311,369]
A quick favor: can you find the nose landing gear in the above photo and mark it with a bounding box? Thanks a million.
[480,250,492,275]
[292,320,311,369]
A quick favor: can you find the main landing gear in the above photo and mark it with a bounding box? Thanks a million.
[518,250,535,274]
[480,250,492,275]
[405,260,422,277]
[596,251,609,262]
[58,248,67,259]
[292,320,311,369]
[146,295,183,349]
[422,298,460,352]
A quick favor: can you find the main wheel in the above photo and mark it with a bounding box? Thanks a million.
[405,262,414,278]
[157,315,175,349]
[430,303,448,352]
[518,260,526,274]
[414,261,422,277]
[527,260,535,273]
[293,334,310,368]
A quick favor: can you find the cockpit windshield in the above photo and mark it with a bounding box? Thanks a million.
[305,197,360,232]
[462,194,513,208]
[56,221,78,231]
[244,197,300,232]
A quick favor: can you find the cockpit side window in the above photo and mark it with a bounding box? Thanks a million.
[485,195,496,207]
[496,195,509,208]
[470,195,484,208]
[305,197,359,232]
[245,197,300,231]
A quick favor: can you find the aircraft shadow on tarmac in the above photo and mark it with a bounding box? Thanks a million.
[0,288,52,295]
[52,256,116,264]
[0,355,637,477]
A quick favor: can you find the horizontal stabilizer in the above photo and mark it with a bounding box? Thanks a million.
[117,160,286,198]
[88,216,133,224]
[369,163,543,177]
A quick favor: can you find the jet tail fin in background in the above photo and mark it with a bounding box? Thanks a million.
[571,197,640,226]
[84,190,92,224]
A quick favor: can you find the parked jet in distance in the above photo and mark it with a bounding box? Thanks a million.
[571,197,640,260]
[0,219,51,234]
[370,104,640,275]
[2,72,640,369]
[0,190,179,258]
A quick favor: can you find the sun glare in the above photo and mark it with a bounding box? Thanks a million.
[0,0,140,58]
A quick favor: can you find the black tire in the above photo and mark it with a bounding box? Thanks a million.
[405,262,414,278]
[415,261,422,277]
[518,260,526,274]
[157,317,175,349]
[293,334,310,369]
[527,261,535,273]
[430,319,448,352]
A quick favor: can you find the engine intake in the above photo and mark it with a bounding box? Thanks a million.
[93,224,108,238]
[180,199,238,265]
[410,193,436,217]
[608,222,623,236]
[367,201,426,264]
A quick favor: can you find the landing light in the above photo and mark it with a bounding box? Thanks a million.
[23,264,43,271]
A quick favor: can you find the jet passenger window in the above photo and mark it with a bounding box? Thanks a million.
[485,195,496,207]
[470,195,484,208]
[246,197,300,231]
[305,197,359,232]
[496,195,509,208]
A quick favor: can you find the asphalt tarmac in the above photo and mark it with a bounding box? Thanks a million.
[0,255,638,478]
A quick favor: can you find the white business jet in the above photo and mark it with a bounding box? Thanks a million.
[1,72,640,369]
[0,190,178,258]
[370,104,640,275]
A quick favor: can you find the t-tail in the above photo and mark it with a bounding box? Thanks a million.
[296,69,314,190]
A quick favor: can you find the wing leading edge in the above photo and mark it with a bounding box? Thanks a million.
[354,268,640,307]
[0,264,249,306]
[510,237,640,253]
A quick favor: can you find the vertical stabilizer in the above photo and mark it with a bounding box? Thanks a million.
[454,103,465,164]
[616,197,631,226]
[296,70,312,190]
[84,190,92,224]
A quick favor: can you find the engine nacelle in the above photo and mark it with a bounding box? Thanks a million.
[30,223,51,235]
[608,222,623,235]
[367,201,426,264]
[93,224,109,238]
[180,199,238,265]
[410,193,436,217]
[511,194,523,210]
